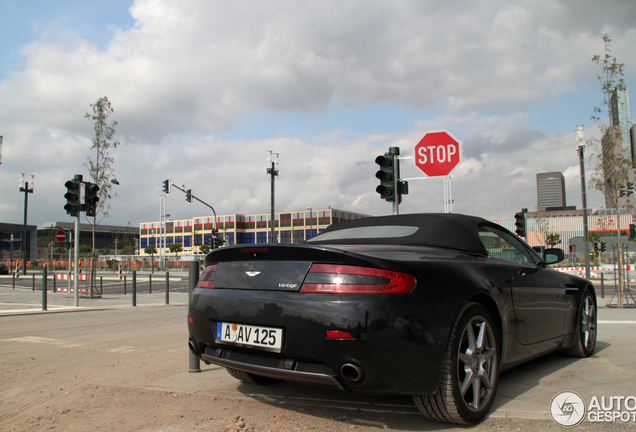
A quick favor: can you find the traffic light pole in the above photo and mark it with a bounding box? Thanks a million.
[73,175,82,307]
[390,147,400,215]
[171,183,218,247]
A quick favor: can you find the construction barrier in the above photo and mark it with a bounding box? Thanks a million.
[554,266,603,272]
[55,274,89,280]
[55,288,89,293]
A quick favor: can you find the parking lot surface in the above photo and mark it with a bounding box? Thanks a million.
[1,279,636,430]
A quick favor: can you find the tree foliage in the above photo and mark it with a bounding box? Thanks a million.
[121,245,135,255]
[85,96,119,221]
[546,233,561,247]
[588,34,629,209]
[144,246,157,256]
[169,243,183,254]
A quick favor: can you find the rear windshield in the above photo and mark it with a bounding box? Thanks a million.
[307,225,418,242]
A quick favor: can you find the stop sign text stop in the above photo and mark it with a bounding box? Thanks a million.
[415,131,461,177]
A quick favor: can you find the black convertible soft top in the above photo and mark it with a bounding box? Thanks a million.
[308,213,494,256]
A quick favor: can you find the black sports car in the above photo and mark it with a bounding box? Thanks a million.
[188,213,597,424]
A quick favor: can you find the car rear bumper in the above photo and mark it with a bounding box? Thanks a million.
[188,288,464,396]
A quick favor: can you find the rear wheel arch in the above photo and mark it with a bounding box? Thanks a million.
[467,293,503,341]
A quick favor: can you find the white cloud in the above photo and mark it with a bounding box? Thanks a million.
[0,0,632,228]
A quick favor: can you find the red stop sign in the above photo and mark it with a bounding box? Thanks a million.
[415,131,461,177]
[55,230,66,242]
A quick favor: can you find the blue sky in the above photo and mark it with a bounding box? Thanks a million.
[1,0,635,228]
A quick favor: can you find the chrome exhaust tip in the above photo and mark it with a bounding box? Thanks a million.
[341,363,364,383]
[188,340,199,355]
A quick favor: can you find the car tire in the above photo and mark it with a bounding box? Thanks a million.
[225,368,280,385]
[413,302,500,424]
[563,289,597,358]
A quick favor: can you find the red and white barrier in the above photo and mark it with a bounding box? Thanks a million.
[55,288,89,293]
[554,267,603,272]
[14,262,21,278]
[55,274,89,280]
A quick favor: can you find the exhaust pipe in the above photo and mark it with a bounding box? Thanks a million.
[341,363,363,383]
[188,340,199,355]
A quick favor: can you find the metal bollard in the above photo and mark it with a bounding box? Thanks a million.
[165,272,169,305]
[100,276,103,296]
[12,273,15,289]
[188,260,201,373]
[132,271,137,307]
[32,273,35,291]
[601,272,605,298]
[124,275,127,295]
[42,266,48,311]
[53,274,56,293]
[149,274,152,294]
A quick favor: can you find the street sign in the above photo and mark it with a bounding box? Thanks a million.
[414,131,461,177]
[55,230,66,242]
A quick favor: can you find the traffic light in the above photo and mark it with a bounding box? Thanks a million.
[64,180,80,217]
[162,179,170,194]
[375,154,395,202]
[185,189,192,202]
[593,241,599,252]
[213,237,225,248]
[84,182,100,217]
[630,224,636,238]
[514,211,526,238]
[601,242,607,252]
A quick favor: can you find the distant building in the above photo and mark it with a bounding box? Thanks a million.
[38,222,138,254]
[610,84,632,159]
[139,208,370,255]
[0,222,37,263]
[536,172,566,211]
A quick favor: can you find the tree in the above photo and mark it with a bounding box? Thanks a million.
[121,245,135,255]
[199,244,211,254]
[169,243,183,255]
[99,247,111,255]
[144,245,157,272]
[546,233,561,247]
[588,34,630,305]
[85,96,119,297]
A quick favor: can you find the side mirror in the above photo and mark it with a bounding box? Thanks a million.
[543,248,565,265]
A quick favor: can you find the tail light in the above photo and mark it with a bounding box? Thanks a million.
[300,264,415,294]
[196,264,217,289]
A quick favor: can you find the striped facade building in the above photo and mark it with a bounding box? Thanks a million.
[496,212,635,252]
[139,208,368,256]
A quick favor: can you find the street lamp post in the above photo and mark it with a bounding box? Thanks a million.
[576,125,591,279]
[306,207,313,241]
[19,173,34,275]
[266,151,279,243]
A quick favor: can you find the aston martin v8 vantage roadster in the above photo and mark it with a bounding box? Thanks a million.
[187,213,596,424]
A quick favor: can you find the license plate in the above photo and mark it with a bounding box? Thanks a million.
[215,322,283,352]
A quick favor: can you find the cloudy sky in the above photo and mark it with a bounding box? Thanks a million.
[1,0,635,229]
